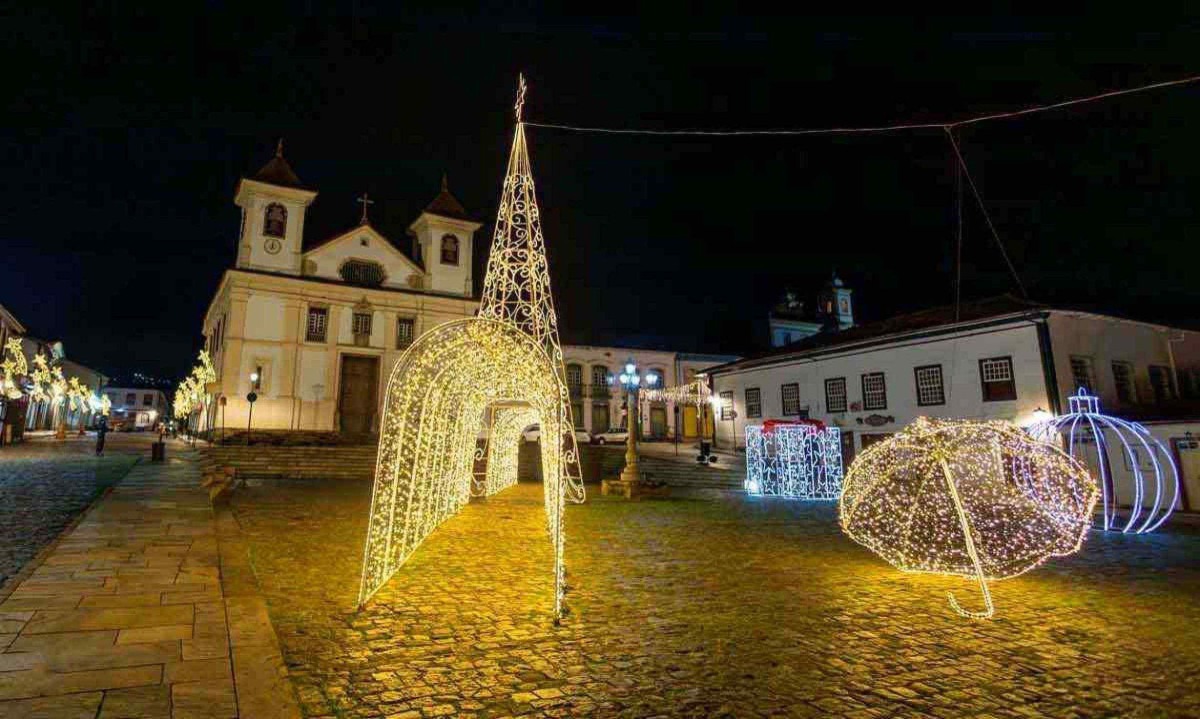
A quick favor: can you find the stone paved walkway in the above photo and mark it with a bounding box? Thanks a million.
[232,480,1200,718]
[0,439,141,588]
[0,447,297,718]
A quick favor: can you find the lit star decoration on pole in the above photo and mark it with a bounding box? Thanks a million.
[744,420,842,499]
[840,418,1097,619]
[173,350,216,422]
[360,77,575,619]
[1028,389,1180,534]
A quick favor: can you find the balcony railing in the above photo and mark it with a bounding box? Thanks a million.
[566,383,614,399]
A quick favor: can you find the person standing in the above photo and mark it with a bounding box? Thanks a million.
[95,415,108,456]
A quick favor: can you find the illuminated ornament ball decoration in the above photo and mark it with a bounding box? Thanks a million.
[744,420,843,499]
[840,417,1097,619]
[1029,390,1180,534]
[361,77,576,619]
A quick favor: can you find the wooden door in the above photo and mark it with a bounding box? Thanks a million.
[859,433,892,450]
[650,406,667,438]
[591,404,610,433]
[682,405,698,439]
[840,430,855,472]
[1173,437,1200,511]
[338,356,379,435]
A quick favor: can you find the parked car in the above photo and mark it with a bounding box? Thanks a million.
[521,424,592,445]
[593,428,630,445]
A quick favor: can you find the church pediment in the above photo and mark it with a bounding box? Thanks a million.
[302,225,425,289]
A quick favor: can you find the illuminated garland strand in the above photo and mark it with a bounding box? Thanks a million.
[640,378,711,407]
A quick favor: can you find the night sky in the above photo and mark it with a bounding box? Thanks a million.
[3,9,1198,384]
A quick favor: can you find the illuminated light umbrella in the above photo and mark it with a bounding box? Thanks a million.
[1028,390,1180,534]
[840,418,1098,619]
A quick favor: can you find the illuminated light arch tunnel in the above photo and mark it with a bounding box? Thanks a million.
[357,318,568,616]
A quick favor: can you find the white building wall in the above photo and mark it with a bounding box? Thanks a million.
[199,271,477,435]
[303,228,425,290]
[1047,313,1197,410]
[244,295,286,342]
[559,346,737,439]
[712,321,1052,451]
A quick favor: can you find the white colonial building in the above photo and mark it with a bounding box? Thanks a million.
[561,345,738,440]
[102,387,169,430]
[199,146,480,435]
[707,295,1200,472]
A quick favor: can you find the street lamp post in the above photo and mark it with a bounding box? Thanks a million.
[618,361,641,484]
[602,359,665,499]
[246,371,259,446]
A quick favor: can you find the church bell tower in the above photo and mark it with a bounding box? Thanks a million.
[233,141,318,275]
[817,272,854,331]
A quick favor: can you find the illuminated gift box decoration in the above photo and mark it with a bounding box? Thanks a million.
[1028,389,1180,534]
[840,417,1097,618]
[744,419,843,499]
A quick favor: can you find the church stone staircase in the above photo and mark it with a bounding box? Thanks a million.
[197,441,746,492]
[637,455,745,492]
[200,444,378,482]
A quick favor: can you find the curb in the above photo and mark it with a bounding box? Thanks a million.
[213,496,303,718]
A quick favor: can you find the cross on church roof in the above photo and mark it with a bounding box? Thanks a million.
[356,192,374,224]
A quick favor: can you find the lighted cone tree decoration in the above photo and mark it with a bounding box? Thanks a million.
[359,76,576,620]
[478,74,586,505]
[840,418,1098,619]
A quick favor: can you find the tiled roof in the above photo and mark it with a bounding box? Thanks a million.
[711,294,1046,373]
[422,174,474,222]
[250,141,305,189]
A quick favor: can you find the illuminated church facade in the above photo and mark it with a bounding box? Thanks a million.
[198,145,480,435]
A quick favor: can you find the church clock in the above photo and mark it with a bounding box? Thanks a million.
[264,237,282,254]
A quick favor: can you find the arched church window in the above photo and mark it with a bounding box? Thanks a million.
[440,234,459,265]
[263,203,287,238]
[339,259,387,288]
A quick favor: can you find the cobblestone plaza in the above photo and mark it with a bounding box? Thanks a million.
[232,479,1200,718]
[0,437,141,589]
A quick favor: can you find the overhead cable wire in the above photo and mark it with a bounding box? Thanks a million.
[524,74,1200,136]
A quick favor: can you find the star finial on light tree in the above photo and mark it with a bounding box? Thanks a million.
[514,73,527,123]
